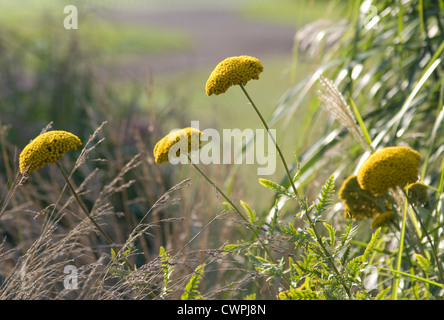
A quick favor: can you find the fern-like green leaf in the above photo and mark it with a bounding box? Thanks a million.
[345,256,362,278]
[278,288,319,300]
[159,246,174,298]
[339,222,357,250]
[340,244,351,267]
[323,222,336,251]
[259,178,287,194]
[314,175,335,218]
[413,253,433,273]
[362,228,381,264]
[240,200,257,225]
[181,263,206,300]
[278,222,310,246]
[374,286,391,300]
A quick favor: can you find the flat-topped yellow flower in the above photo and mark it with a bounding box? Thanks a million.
[371,211,394,229]
[339,175,383,221]
[153,127,202,164]
[357,146,421,196]
[19,130,82,175]
[205,55,264,96]
[405,181,429,206]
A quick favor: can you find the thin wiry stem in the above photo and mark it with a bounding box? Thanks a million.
[392,196,408,300]
[55,160,135,272]
[186,154,290,288]
[402,189,444,283]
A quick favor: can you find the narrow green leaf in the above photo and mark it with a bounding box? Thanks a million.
[349,98,373,150]
[379,267,444,289]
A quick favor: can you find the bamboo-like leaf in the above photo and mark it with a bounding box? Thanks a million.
[349,97,373,150]
[371,57,442,148]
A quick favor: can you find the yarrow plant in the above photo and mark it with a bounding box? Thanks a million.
[339,175,385,221]
[205,55,264,96]
[19,128,135,271]
[152,126,282,282]
[357,146,422,196]
[320,80,444,297]
[19,130,81,175]
[4,0,444,300]
[371,211,395,229]
[404,181,429,206]
[204,56,370,299]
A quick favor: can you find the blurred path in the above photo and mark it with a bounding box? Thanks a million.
[104,5,296,77]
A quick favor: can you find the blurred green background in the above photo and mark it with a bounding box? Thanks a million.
[0,0,344,208]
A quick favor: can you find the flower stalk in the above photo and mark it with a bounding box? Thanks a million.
[187,154,290,287]
[402,189,444,283]
[55,161,135,272]
[238,83,353,299]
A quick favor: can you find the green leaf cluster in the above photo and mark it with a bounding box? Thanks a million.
[181,263,206,300]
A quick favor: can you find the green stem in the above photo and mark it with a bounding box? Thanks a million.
[239,84,353,299]
[239,84,298,198]
[55,161,135,272]
[403,190,444,283]
[392,197,408,300]
[379,267,444,289]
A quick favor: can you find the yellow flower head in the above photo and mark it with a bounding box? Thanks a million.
[153,127,203,164]
[19,130,82,175]
[205,55,264,96]
[339,175,383,221]
[371,211,395,229]
[357,146,421,196]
